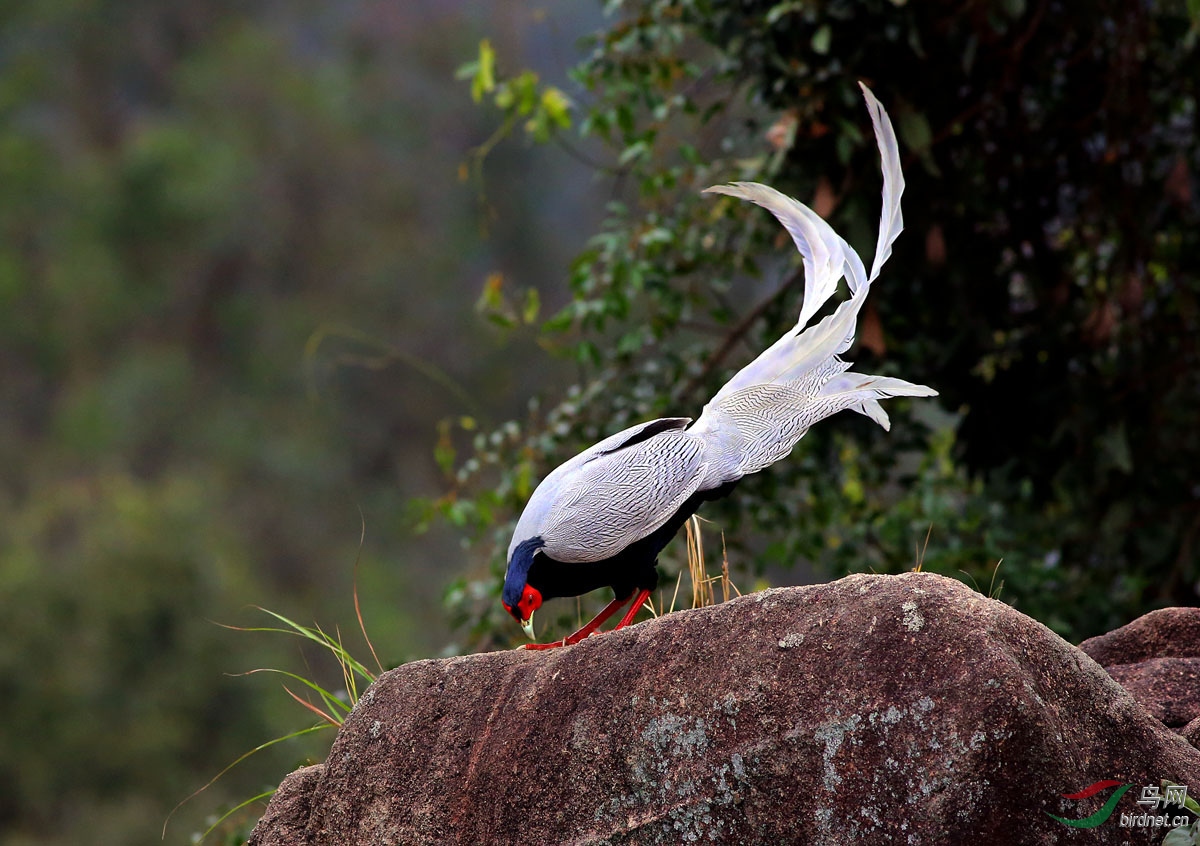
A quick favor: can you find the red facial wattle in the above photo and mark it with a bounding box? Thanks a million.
[503,584,542,640]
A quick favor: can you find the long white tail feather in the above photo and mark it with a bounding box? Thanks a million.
[692,83,935,479]
[771,284,870,384]
[859,81,905,283]
[705,268,872,409]
[817,372,940,400]
[703,182,846,328]
[840,233,868,296]
[818,374,938,432]
[856,399,891,430]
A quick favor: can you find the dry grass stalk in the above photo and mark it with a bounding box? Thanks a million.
[686,515,713,608]
[683,515,741,609]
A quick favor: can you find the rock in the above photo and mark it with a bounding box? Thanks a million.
[1080,608,1200,730]
[1184,717,1200,748]
[249,573,1200,845]
[1080,607,1200,665]
[1103,659,1200,727]
[251,765,321,845]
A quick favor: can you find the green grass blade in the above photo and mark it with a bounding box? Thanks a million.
[163,723,327,839]
[197,788,277,844]
[232,668,353,718]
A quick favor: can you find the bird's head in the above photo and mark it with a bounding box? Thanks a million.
[502,536,546,640]
[502,583,543,640]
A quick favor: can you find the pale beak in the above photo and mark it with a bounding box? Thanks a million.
[521,611,536,641]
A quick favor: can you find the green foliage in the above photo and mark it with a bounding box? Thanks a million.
[458,39,577,181]
[226,605,380,727]
[175,603,380,843]
[437,0,1200,649]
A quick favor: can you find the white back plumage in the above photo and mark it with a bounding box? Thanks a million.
[508,83,936,568]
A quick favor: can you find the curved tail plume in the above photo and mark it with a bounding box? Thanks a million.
[693,83,935,484]
[859,81,905,284]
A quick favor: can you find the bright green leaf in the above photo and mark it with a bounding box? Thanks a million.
[540,87,573,130]
[470,39,496,103]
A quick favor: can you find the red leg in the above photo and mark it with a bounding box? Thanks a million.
[613,588,651,630]
[522,593,632,650]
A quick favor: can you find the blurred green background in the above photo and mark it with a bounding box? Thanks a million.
[1,1,1197,844]
[0,2,599,843]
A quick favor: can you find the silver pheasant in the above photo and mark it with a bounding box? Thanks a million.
[502,84,937,648]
